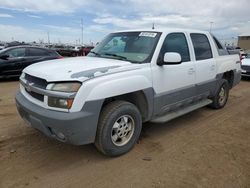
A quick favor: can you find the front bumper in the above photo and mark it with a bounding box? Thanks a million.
[15,91,103,145]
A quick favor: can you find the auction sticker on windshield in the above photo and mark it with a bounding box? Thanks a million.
[139,32,157,38]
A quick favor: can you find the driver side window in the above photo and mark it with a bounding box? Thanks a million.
[4,48,26,58]
[159,33,190,63]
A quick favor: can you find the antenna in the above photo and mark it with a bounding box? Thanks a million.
[152,23,155,30]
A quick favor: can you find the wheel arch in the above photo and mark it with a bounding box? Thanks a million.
[101,89,154,122]
[222,70,234,89]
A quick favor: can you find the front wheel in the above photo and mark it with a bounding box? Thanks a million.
[209,79,229,109]
[95,101,142,156]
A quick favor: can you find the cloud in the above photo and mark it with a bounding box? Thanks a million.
[28,15,42,19]
[41,24,79,33]
[0,23,110,43]
[0,13,13,18]
[92,0,250,38]
[94,14,194,30]
[0,24,45,42]
[0,0,91,14]
[0,0,249,43]
[41,24,111,42]
[0,23,84,43]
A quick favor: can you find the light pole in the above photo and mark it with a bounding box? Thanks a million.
[81,18,83,45]
[47,31,50,44]
[209,21,214,33]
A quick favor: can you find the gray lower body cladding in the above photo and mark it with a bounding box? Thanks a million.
[152,70,241,117]
[153,79,217,117]
[15,91,103,145]
[233,70,242,85]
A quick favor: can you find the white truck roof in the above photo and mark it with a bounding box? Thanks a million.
[114,28,210,35]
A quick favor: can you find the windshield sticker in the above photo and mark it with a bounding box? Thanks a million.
[139,32,157,38]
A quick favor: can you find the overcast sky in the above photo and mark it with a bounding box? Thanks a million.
[0,0,249,44]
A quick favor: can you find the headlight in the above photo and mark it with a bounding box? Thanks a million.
[49,82,81,92]
[47,82,81,109]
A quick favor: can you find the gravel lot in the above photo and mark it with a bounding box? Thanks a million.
[0,78,250,188]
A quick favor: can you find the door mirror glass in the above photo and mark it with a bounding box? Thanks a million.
[163,52,182,64]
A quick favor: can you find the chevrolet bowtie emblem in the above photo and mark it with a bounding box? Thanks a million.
[26,82,34,92]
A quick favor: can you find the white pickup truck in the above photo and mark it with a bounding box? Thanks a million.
[16,29,241,156]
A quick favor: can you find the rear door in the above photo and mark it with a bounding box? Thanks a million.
[23,48,51,69]
[190,33,217,96]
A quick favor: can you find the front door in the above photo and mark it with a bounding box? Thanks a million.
[151,32,196,115]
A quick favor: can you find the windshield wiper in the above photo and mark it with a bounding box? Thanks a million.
[103,53,128,61]
[89,51,101,56]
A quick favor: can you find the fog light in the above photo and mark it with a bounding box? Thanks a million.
[56,132,65,140]
[50,128,66,140]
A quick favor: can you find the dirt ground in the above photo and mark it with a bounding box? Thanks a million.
[0,78,250,188]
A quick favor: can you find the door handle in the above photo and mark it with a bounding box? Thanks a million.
[188,68,195,75]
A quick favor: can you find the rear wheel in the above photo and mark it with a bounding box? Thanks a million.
[209,79,229,109]
[95,101,142,156]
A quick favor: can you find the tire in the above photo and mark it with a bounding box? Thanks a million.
[209,79,229,109]
[95,101,142,156]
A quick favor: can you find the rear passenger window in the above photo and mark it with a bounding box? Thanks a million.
[27,48,49,56]
[159,33,190,62]
[190,33,213,60]
[213,36,223,49]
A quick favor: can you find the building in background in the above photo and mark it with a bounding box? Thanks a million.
[238,34,250,51]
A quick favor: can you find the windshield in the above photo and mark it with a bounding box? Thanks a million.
[88,31,161,63]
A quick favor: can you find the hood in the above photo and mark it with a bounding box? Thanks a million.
[23,56,139,82]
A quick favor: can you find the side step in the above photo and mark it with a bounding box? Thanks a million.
[150,99,212,123]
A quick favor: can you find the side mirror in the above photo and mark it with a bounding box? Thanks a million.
[163,52,182,64]
[0,54,9,60]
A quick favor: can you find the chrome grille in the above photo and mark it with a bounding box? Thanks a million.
[25,89,44,102]
[23,74,48,102]
[25,74,48,89]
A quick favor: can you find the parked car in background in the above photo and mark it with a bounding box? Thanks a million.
[70,45,83,56]
[0,43,5,50]
[71,45,82,52]
[226,46,246,56]
[241,54,250,77]
[51,45,78,57]
[5,41,28,48]
[82,45,94,55]
[0,46,62,79]
[240,49,247,59]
